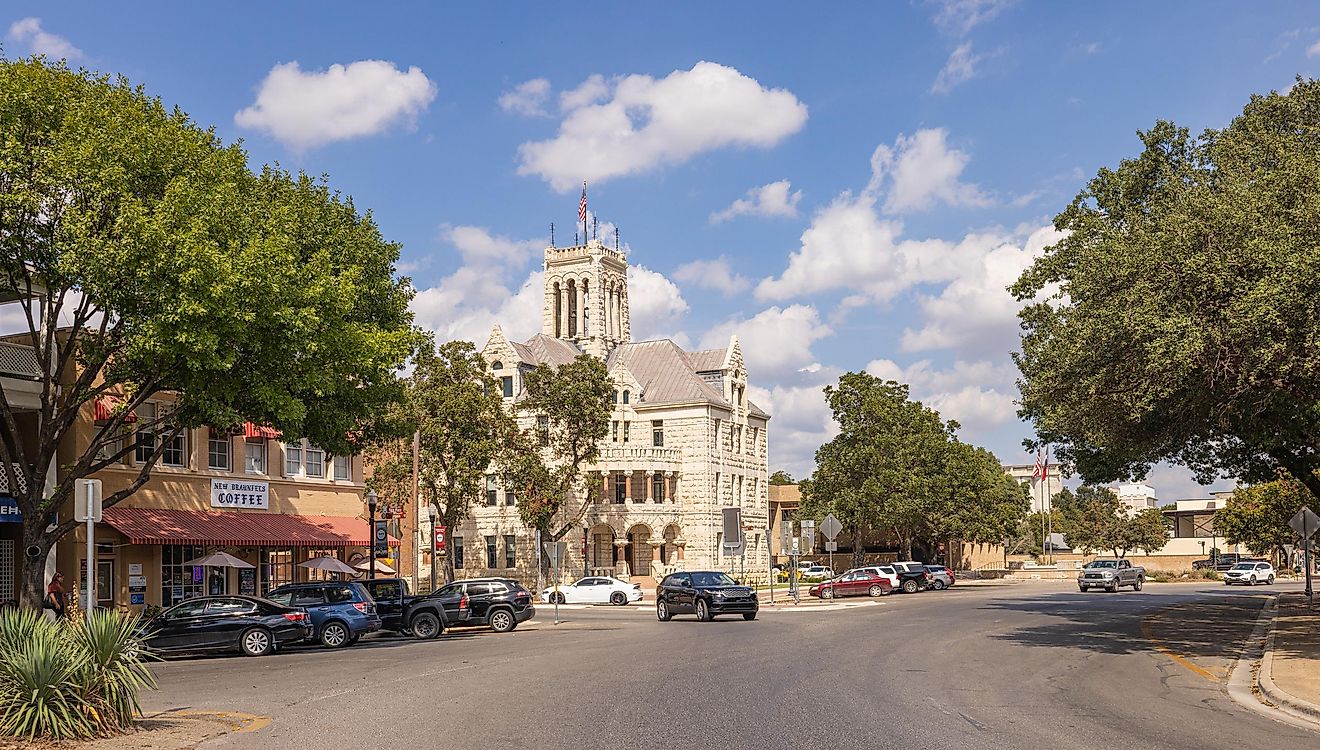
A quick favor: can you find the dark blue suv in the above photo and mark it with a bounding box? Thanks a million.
[265,581,381,648]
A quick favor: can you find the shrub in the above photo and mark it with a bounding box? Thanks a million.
[0,607,156,740]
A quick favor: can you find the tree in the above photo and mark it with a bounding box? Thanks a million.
[1054,486,1169,559]
[500,355,613,557]
[769,470,795,486]
[0,58,415,607]
[1214,479,1306,560]
[1012,79,1320,504]
[365,340,513,585]
[933,443,1030,557]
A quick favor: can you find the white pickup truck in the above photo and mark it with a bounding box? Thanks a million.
[1078,558,1145,592]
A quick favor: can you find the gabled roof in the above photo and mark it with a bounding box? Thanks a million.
[520,334,582,367]
[606,339,728,408]
[687,348,728,373]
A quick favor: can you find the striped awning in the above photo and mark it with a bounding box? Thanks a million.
[93,395,137,423]
[242,422,282,439]
[101,507,398,548]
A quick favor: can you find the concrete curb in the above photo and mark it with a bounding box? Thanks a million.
[1226,594,1320,732]
[1256,599,1320,726]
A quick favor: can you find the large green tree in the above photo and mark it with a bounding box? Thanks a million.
[366,340,513,585]
[1214,479,1306,560]
[1012,79,1320,502]
[769,470,795,486]
[500,355,613,557]
[0,58,415,607]
[1054,486,1169,559]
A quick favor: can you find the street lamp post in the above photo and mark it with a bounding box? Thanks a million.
[367,489,378,581]
[428,504,438,592]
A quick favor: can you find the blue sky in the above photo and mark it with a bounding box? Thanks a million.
[7,2,1319,495]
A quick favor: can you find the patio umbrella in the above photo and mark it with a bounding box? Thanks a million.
[353,559,396,575]
[298,557,359,576]
[182,551,254,569]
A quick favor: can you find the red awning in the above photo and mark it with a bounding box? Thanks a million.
[101,507,399,548]
[243,422,282,439]
[93,395,137,424]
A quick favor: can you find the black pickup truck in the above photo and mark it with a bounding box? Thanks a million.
[359,578,464,640]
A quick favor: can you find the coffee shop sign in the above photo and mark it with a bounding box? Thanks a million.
[210,479,269,510]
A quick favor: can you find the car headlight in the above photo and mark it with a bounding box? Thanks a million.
[1102,572,1114,578]
[712,590,726,598]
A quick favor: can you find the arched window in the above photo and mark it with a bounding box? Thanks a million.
[491,361,503,370]
[613,390,619,404]
[622,390,630,404]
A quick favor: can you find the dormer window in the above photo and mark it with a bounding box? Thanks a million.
[492,361,503,370]
[622,390,630,404]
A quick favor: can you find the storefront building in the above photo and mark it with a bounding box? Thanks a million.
[50,396,390,613]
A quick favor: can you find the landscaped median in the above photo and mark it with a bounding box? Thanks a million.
[1256,593,1320,725]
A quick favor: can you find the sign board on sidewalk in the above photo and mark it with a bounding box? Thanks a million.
[1289,507,1320,540]
[821,514,842,541]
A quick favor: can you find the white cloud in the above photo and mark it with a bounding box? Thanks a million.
[930,0,1015,36]
[235,60,437,151]
[1309,39,1320,57]
[865,358,1019,432]
[699,305,832,379]
[627,265,690,342]
[499,78,551,116]
[517,61,808,192]
[710,180,802,223]
[443,224,541,267]
[870,128,989,213]
[672,257,751,295]
[412,269,545,345]
[931,42,982,94]
[750,380,839,479]
[6,17,82,60]
[900,225,1063,357]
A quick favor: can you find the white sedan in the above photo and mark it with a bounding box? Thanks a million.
[541,576,643,605]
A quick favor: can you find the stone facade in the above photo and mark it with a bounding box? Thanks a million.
[444,239,771,586]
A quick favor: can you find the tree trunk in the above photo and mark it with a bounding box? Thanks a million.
[850,525,864,570]
[442,548,455,585]
[19,521,54,610]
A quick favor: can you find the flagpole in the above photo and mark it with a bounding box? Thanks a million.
[1045,448,1053,565]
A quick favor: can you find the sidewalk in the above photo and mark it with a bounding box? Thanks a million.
[1260,593,1320,723]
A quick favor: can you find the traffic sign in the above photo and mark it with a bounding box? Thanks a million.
[824,541,838,552]
[821,514,842,541]
[1290,507,1320,540]
[74,479,102,522]
[542,541,568,564]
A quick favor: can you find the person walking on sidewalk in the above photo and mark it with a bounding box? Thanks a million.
[45,572,67,620]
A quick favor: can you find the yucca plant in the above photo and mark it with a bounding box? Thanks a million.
[0,608,93,740]
[67,608,157,732]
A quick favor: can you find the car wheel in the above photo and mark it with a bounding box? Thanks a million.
[696,599,712,622]
[821,587,834,599]
[1133,576,1143,591]
[610,591,627,606]
[1107,582,1119,593]
[932,580,946,591]
[240,627,273,657]
[411,612,441,640]
[657,601,672,621]
[551,592,566,605]
[1249,575,1257,585]
[901,580,919,594]
[742,612,756,621]
[489,609,516,633]
[320,621,350,648]
[1268,575,1275,585]
[1079,586,1088,592]
[868,584,884,597]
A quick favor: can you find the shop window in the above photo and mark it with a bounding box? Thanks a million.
[207,565,227,596]
[453,537,464,569]
[161,544,206,607]
[504,535,516,568]
[263,549,294,592]
[652,420,664,447]
[485,536,497,569]
[485,475,498,506]
[333,455,350,481]
[208,430,232,471]
[305,446,325,478]
[245,438,267,475]
[652,473,666,502]
[305,550,337,581]
[284,442,302,476]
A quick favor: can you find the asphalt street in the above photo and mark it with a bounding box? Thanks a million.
[141,581,1318,749]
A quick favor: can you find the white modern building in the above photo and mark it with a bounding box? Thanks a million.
[444,238,771,587]
[1117,483,1159,516]
[1003,463,1063,513]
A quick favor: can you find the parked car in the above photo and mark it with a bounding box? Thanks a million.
[800,565,835,582]
[891,561,933,593]
[541,576,643,605]
[924,565,955,590]
[1077,558,1145,592]
[1192,553,1250,571]
[142,595,312,657]
[853,565,901,589]
[265,581,381,647]
[1224,561,1276,586]
[432,578,536,633]
[358,577,461,639]
[809,570,892,599]
[656,570,758,622]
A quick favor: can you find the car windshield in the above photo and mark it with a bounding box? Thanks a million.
[1087,560,1118,569]
[690,572,737,587]
[1231,563,1255,570]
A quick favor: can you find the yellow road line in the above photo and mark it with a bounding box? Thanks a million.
[1141,610,1219,683]
[165,709,273,733]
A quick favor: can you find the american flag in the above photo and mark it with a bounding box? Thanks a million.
[579,183,588,223]
[1032,449,1044,481]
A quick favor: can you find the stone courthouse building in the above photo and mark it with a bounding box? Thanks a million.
[447,238,771,587]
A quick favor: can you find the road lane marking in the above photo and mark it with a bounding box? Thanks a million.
[1140,608,1220,683]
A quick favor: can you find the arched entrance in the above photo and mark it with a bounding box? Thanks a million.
[589,524,616,570]
[626,524,652,579]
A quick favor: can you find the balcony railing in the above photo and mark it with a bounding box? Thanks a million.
[0,342,40,381]
[596,446,683,466]
[0,464,29,495]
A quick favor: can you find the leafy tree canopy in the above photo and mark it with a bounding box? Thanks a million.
[1054,486,1169,559]
[769,470,795,485]
[1012,79,1320,501]
[1213,479,1307,558]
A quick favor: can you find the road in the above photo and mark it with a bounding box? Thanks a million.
[142,581,1317,749]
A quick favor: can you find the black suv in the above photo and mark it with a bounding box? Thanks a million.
[359,578,462,640]
[656,570,758,622]
[891,561,933,593]
[431,578,535,633]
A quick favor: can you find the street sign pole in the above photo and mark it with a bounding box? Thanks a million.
[77,479,102,621]
[1289,507,1320,605]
